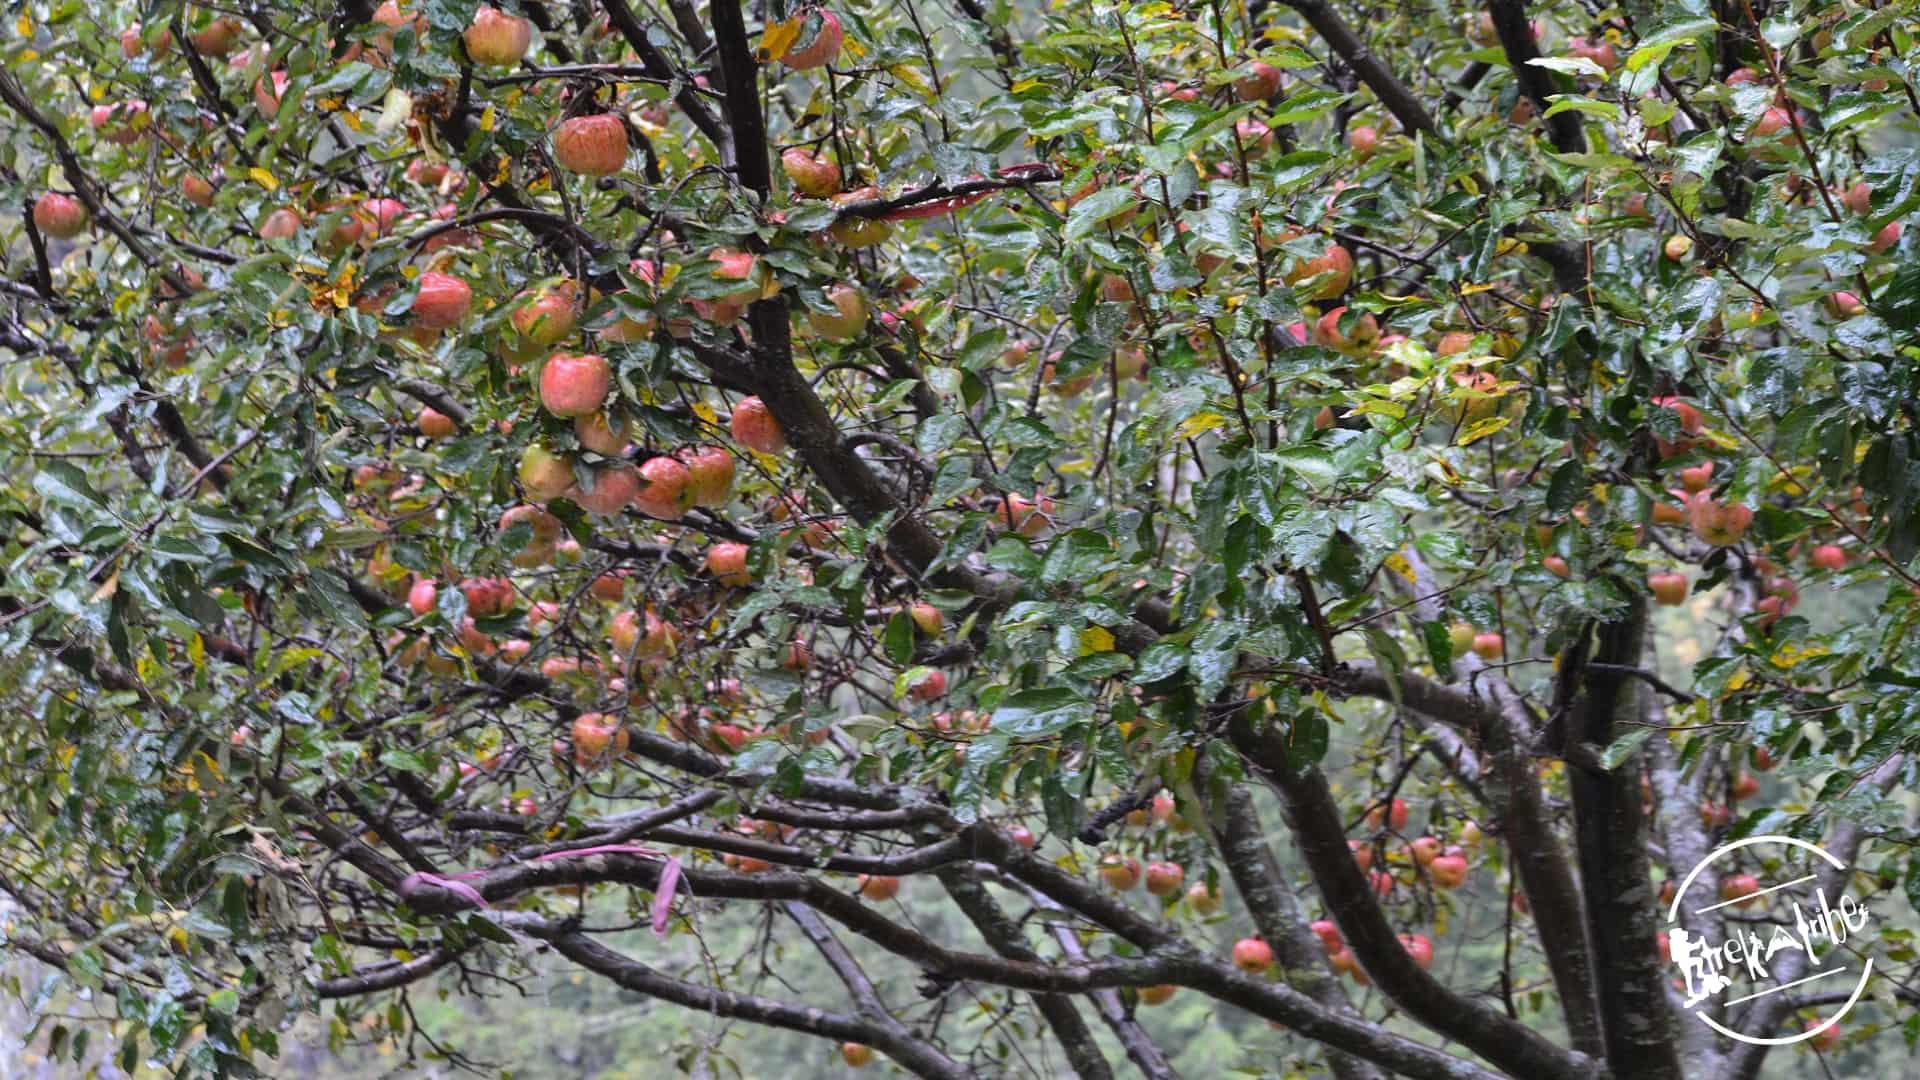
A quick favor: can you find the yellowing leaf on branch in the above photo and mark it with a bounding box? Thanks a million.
[889,64,933,96]
[1079,627,1115,655]
[759,16,803,62]
[1384,552,1416,584]
[247,167,278,192]
[1456,415,1511,446]
[1175,411,1228,440]
[1770,641,1828,668]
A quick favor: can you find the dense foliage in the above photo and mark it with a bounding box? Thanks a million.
[1,0,1918,1077]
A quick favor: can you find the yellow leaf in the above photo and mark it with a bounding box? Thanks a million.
[15,15,30,35]
[1383,552,1415,584]
[889,64,933,96]
[1175,410,1228,440]
[1770,642,1828,668]
[1350,399,1406,419]
[480,105,497,132]
[1724,665,1750,692]
[1459,282,1496,295]
[1079,627,1116,655]
[188,633,206,670]
[692,400,718,425]
[1456,415,1511,446]
[89,570,119,604]
[1011,78,1043,92]
[759,16,803,62]
[247,167,279,192]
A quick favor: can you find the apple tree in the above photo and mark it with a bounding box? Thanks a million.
[1,0,1917,1077]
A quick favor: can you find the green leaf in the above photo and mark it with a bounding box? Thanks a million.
[1547,460,1585,513]
[883,610,915,665]
[1064,187,1139,244]
[33,460,108,510]
[1625,18,1716,71]
[1599,729,1653,771]
[991,688,1094,737]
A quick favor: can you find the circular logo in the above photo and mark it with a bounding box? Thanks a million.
[1663,835,1873,1046]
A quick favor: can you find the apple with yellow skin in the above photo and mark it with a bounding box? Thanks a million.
[1098,855,1141,891]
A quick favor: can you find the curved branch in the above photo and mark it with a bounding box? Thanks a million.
[937,870,1116,1080]
[547,929,973,1079]
[1231,716,1602,1080]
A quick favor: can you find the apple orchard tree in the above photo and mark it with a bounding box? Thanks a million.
[1,0,1919,1076]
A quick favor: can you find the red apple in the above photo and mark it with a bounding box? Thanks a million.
[678,445,736,507]
[841,1042,874,1067]
[31,192,88,239]
[1686,493,1753,547]
[1144,862,1185,897]
[571,711,630,768]
[464,6,532,66]
[1429,853,1469,889]
[258,208,302,239]
[552,113,628,175]
[407,579,437,616]
[540,352,612,418]
[1310,919,1343,953]
[730,395,788,453]
[1099,855,1142,891]
[706,542,752,587]
[780,8,843,70]
[781,148,841,196]
[1810,544,1847,571]
[857,874,901,901]
[411,272,472,330]
[632,456,693,520]
[1400,933,1434,970]
[417,407,457,439]
[1365,797,1409,832]
[575,463,641,516]
[1719,872,1762,908]
[1649,572,1688,606]
[1234,61,1282,102]
[181,174,216,208]
[1348,125,1378,161]
[512,282,579,346]
[1186,882,1221,914]
[1283,243,1355,301]
[907,670,947,702]
[1232,937,1274,973]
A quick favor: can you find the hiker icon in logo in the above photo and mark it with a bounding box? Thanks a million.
[1664,835,1874,1047]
